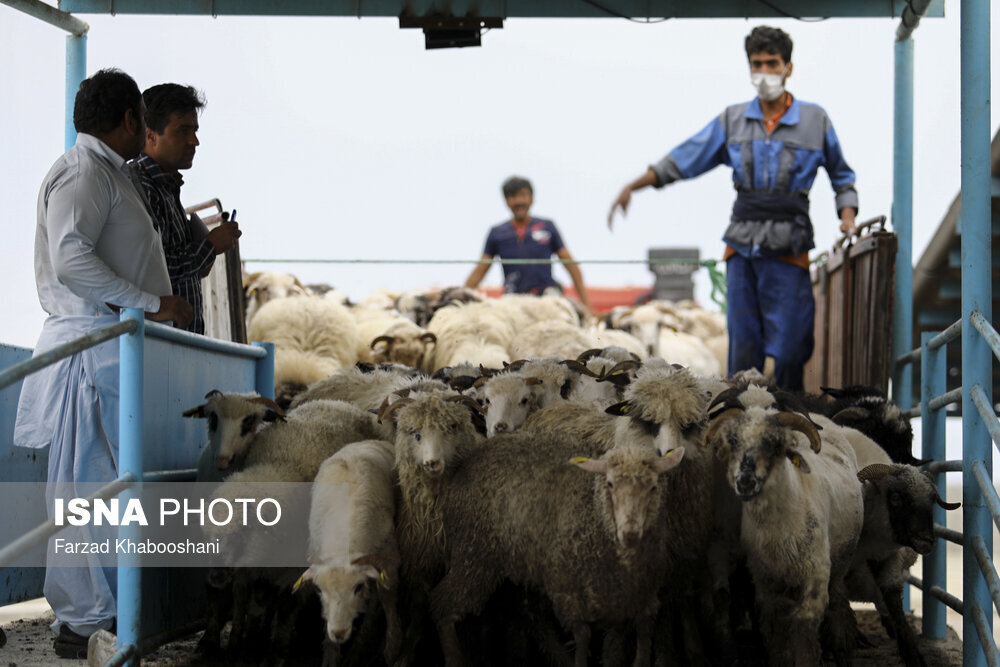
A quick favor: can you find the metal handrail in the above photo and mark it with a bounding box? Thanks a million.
[934,524,965,546]
[971,386,1000,454]
[895,318,962,366]
[972,461,1000,535]
[906,574,965,614]
[0,319,137,391]
[926,460,963,474]
[972,537,1000,618]
[928,388,964,413]
[970,310,1000,363]
[970,603,1000,667]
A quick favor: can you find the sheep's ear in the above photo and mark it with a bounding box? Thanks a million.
[571,456,608,474]
[182,405,206,418]
[605,401,634,417]
[786,450,811,474]
[655,447,685,473]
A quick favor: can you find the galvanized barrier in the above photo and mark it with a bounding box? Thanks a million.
[0,309,274,665]
[895,312,999,666]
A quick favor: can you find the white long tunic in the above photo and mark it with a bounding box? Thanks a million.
[14,133,172,636]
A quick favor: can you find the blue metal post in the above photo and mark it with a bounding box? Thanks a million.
[253,342,275,400]
[892,36,915,615]
[64,32,86,150]
[921,331,947,638]
[891,36,914,418]
[960,0,993,663]
[118,309,144,665]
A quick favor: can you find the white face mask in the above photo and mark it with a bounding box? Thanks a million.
[751,68,787,102]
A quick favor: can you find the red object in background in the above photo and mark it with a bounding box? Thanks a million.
[478,286,651,314]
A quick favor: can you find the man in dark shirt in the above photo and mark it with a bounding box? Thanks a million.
[131,83,240,334]
[465,176,591,313]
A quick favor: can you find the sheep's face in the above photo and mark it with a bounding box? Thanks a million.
[617,312,662,358]
[306,565,378,644]
[574,446,684,548]
[183,393,283,470]
[621,366,708,456]
[866,467,939,554]
[710,409,811,501]
[483,375,542,437]
[394,398,480,477]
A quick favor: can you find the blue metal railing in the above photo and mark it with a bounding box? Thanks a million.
[0,309,274,666]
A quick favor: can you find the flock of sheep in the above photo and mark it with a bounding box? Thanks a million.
[179,271,957,667]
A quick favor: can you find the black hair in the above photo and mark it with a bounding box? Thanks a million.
[744,26,793,63]
[72,68,142,135]
[502,176,533,199]
[142,83,206,134]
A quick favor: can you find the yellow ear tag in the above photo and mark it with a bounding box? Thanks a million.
[620,405,630,414]
[662,449,677,457]
[791,455,802,468]
[292,575,304,592]
[571,457,590,463]
[380,571,387,582]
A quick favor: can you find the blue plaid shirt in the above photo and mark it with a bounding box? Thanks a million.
[130,154,215,334]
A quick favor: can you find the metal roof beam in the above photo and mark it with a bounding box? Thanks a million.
[57,0,944,19]
[3,0,88,34]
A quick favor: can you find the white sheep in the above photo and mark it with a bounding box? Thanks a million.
[369,318,437,374]
[506,319,593,360]
[182,390,286,481]
[248,295,363,405]
[490,293,580,330]
[480,356,574,437]
[704,386,864,665]
[426,301,514,370]
[300,440,402,664]
[585,326,648,361]
[243,271,311,327]
[376,391,486,663]
[242,398,393,482]
[290,364,423,413]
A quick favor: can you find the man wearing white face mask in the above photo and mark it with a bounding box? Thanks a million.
[607,26,858,391]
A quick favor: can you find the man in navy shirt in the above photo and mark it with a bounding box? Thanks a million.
[465,176,591,313]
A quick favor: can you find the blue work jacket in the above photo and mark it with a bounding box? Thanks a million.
[651,96,858,257]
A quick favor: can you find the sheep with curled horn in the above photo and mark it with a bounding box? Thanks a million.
[369,318,438,374]
[835,433,960,667]
[703,384,864,666]
[377,390,487,664]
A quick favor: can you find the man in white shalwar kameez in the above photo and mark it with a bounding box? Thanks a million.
[14,68,192,659]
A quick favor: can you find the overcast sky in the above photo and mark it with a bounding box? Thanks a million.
[1,4,998,349]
